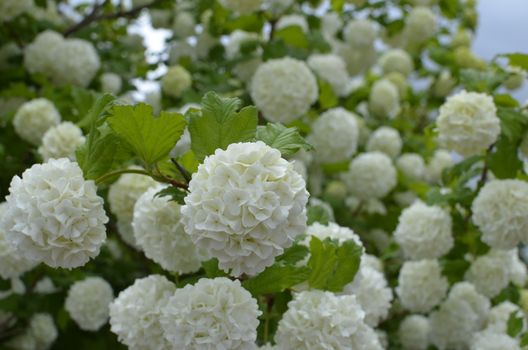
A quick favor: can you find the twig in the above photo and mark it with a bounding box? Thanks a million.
[171,158,191,184]
[95,168,150,185]
[63,0,109,37]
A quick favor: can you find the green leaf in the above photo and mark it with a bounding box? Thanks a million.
[189,92,258,161]
[307,205,331,225]
[460,69,509,93]
[202,259,228,278]
[520,332,528,346]
[77,93,115,128]
[276,244,310,265]
[331,0,345,12]
[503,53,528,71]
[507,311,524,337]
[108,104,187,166]
[326,240,362,292]
[488,136,523,179]
[497,107,528,143]
[494,94,520,108]
[155,186,187,205]
[440,259,470,284]
[318,79,338,109]
[256,123,312,156]
[439,0,459,19]
[275,26,309,49]
[242,265,311,296]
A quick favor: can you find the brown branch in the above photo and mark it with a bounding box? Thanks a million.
[63,0,109,37]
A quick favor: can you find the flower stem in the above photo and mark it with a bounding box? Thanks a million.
[95,168,150,185]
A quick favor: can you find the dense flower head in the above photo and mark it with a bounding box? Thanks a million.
[470,331,520,350]
[307,54,350,96]
[342,151,397,199]
[37,122,85,161]
[426,149,453,183]
[433,70,457,97]
[275,290,382,350]
[276,14,309,33]
[218,0,263,15]
[24,30,64,78]
[100,72,122,95]
[109,275,176,350]
[394,202,453,260]
[8,313,58,350]
[343,19,378,48]
[250,57,317,123]
[13,98,61,145]
[161,65,192,98]
[379,49,414,76]
[366,126,402,158]
[65,277,114,331]
[404,7,437,43]
[172,11,196,38]
[0,0,33,22]
[369,79,401,118]
[335,41,377,76]
[396,153,426,181]
[399,315,430,350]
[0,158,108,268]
[308,107,359,164]
[305,222,364,248]
[321,12,343,38]
[397,259,449,313]
[160,277,261,349]
[472,179,528,249]
[133,185,208,274]
[485,301,523,335]
[436,90,500,157]
[225,30,260,59]
[181,141,308,276]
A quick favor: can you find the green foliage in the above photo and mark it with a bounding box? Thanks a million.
[507,311,524,337]
[155,185,187,204]
[503,53,528,70]
[256,123,312,156]
[243,265,311,296]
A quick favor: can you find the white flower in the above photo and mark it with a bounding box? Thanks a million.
[426,149,453,183]
[465,249,516,298]
[161,65,192,98]
[195,31,217,59]
[100,73,122,95]
[276,14,309,33]
[0,158,108,268]
[399,315,430,350]
[53,38,101,87]
[308,107,359,164]
[169,40,195,64]
[472,179,528,249]
[0,0,33,22]
[305,222,363,247]
[224,30,262,81]
[160,277,261,349]
[133,185,208,274]
[369,79,401,118]
[404,7,437,43]
[181,141,308,276]
[65,277,114,331]
[470,331,520,350]
[379,49,414,76]
[397,259,448,313]
[37,122,85,161]
[307,54,350,97]
[436,90,500,157]
[366,126,402,158]
[321,12,343,38]
[509,249,527,286]
[109,275,176,350]
[394,191,418,207]
[172,11,195,38]
[342,152,397,200]
[13,98,61,145]
[343,19,378,48]
[275,290,382,350]
[0,203,38,279]
[225,30,260,59]
[335,41,377,76]
[9,313,58,350]
[433,70,457,98]
[250,57,318,123]
[218,0,262,14]
[485,301,523,335]
[24,30,64,77]
[33,277,57,294]
[396,153,427,181]
[394,202,453,260]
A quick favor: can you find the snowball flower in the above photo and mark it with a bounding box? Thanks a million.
[38,122,85,161]
[426,149,453,183]
[343,19,378,48]
[172,11,195,38]
[405,7,437,43]
[100,72,122,95]
[465,249,515,298]
[305,222,363,248]
[109,275,176,350]
[308,107,359,164]
[13,98,61,145]
[219,0,262,14]
[0,203,38,279]
[471,331,520,350]
[307,54,350,96]
[433,70,457,98]
[366,126,402,158]
[276,14,309,33]
[225,30,260,59]
[161,65,192,98]
[24,30,64,77]
[321,12,343,38]
[394,202,453,260]
[133,185,208,274]
[65,277,114,331]
[379,49,414,76]
[472,179,528,249]
[53,38,101,87]
[436,90,500,157]
[399,315,430,350]
[396,153,427,181]
[486,301,523,334]
[160,277,261,349]
[181,141,308,276]
[0,158,108,268]
[8,313,58,350]
[335,41,377,76]
[369,79,400,118]
[250,57,318,123]
[0,0,33,22]
[275,290,382,350]
[397,259,448,313]
[342,152,397,199]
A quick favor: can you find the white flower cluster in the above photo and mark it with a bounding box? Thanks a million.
[0,158,108,268]
[472,179,528,249]
[399,315,430,350]
[369,79,401,118]
[426,149,453,183]
[161,65,192,98]
[305,222,363,247]
[343,19,378,49]
[65,277,114,331]
[275,290,382,349]
[307,54,350,96]
[394,202,453,260]
[404,7,437,44]
[38,122,85,161]
[181,141,308,276]
[250,57,318,123]
[109,275,176,350]
[485,301,524,335]
[13,98,61,145]
[225,30,262,82]
[436,90,500,157]
[342,152,397,199]
[470,331,520,350]
[308,107,359,164]
[396,153,426,181]
[172,11,196,38]
[0,0,33,22]
[100,72,122,95]
[133,185,208,274]
[366,126,402,158]
[24,30,101,87]
[8,313,58,350]
[378,49,414,77]
[160,277,261,349]
[219,0,263,14]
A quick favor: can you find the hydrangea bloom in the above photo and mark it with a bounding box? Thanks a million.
[0,0,33,22]
[470,331,520,350]
[342,152,397,199]
[485,301,523,334]
[53,38,101,87]
[321,12,343,38]
[308,108,359,164]
[100,72,122,95]
[404,7,437,43]
[161,65,192,98]
[366,126,402,158]
[307,54,350,96]
[0,158,108,268]
[13,98,61,145]
[181,141,308,276]
[24,30,64,77]
[133,185,208,274]
[160,277,261,349]
[343,19,378,48]
[65,277,114,331]
[38,122,85,161]
[172,11,195,38]
[394,202,453,260]
[426,149,453,183]
[396,259,448,313]
[472,179,528,249]
[399,315,430,350]
[275,290,382,350]
[396,153,427,181]
[250,57,318,123]
[369,79,400,118]
[465,249,516,298]
[218,0,263,15]
[378,49,414,76]
[335,41,377,76]
[109,275,176,350]
[436,90,500,157]
[8,313,58,350]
